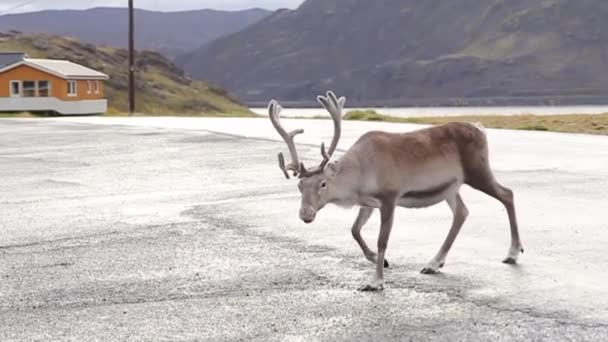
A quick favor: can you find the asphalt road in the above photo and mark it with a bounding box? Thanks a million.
[1,117,607,341]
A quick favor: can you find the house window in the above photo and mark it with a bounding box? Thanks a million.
[86,80,92,94]
[38,81,50,97]
[10,81,21,97]
[94,80,99,94]
[67,80,77,96]
[23,81,36,97]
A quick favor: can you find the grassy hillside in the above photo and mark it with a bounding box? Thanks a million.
[184,0,608,106]
[0,31,253,116]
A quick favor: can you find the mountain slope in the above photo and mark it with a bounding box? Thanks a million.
[0,7,271,59]
[180,0,608,106]
[0,31,251,115]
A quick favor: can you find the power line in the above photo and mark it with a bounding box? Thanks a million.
[0,0,40,16]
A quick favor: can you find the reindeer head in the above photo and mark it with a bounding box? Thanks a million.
[268,91,345,223]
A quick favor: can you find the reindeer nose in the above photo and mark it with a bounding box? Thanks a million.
[300,207,316,224]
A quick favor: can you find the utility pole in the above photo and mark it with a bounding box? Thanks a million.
[128,0,135,115]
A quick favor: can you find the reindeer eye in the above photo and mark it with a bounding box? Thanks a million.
[320,181,327,188]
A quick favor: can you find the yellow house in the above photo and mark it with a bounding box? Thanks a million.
[0,56,109,115]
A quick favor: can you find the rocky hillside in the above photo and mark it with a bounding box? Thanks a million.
[179,0,608,106]
[0,31,251,115]
[0,7,270,59]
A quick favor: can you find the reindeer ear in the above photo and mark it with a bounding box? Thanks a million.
[324,161,339,178]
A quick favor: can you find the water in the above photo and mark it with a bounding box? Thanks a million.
[251,105,608,118]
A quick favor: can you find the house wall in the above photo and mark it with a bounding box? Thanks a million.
[77,79,105,100]
[0,65,105,100]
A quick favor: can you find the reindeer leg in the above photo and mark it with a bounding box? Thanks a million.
[468,172,524,264]
[351,207,389,268]
[359,201,395,291]
[490,183,523,264]
[421,192,468,274]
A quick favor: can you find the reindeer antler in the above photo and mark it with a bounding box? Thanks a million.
[299,142,331,178]
[298,91,345,178]
[318,90,344,157]
[268,100,304,179]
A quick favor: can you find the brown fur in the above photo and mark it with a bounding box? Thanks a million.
[342,122,488,197]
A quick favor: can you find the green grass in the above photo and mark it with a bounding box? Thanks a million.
[342,110,608,135]
[518,124,549,131]
[0,112,33,117]
[343,110,425,124]
[343,110,387,121]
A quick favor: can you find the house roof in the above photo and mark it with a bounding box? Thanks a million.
[0,58,109,80]
[0,52,27,68]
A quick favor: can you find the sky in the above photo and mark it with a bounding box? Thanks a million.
[0,0,305,15]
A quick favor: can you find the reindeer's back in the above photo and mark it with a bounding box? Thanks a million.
[350,122,487,160]
[344,122,489,193]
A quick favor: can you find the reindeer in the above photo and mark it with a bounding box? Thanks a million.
[268,91,524,291]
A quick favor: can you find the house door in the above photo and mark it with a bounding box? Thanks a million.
[10,81,22,97]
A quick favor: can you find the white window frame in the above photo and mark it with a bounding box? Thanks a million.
[86,80,92,94]
[9,80,22,97]
[22,80,37,97]
[37,80,51,97]
[94,80,99,94]
[67,80,77,97]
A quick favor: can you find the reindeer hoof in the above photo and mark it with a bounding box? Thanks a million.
[502,257,517,264]
[420,267,439,275]
[384,259,389,268]
[358,283,384,292]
